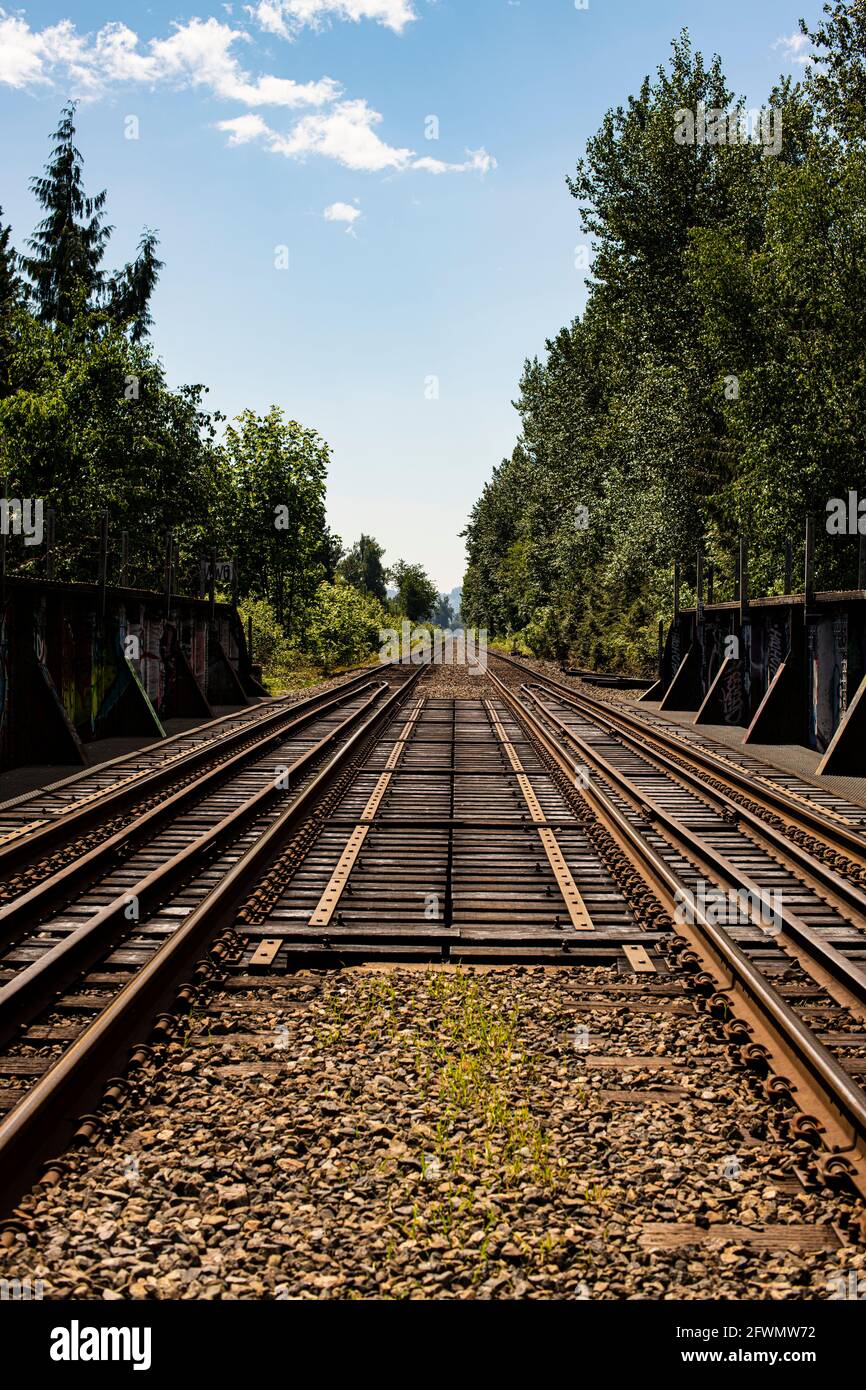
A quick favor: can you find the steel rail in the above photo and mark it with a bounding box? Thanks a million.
[0,682,388,1046]
[0,662,384,817]
[0,680,379,936]
[0,665,426,1217]
[489,652,866,858]
[486,668,866,1174]
[522,672,866,922]
[0,666,385,871]
[518,683,866,1009]
[521,679,866,923]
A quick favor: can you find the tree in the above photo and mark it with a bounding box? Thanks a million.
[20,103,161,336]
[800,0,866,144]
[462,28,838,671]
[21,103,111,326]
[0,305,222,581]
[338,533,388,601]
[318,525,344,583]
[305,580,387,673]
[105,230,164,344]
[0,208,21,314]
[431,593,454,629]
[0,208,22,398]
[221,407,330,634]
[390,560,438,622]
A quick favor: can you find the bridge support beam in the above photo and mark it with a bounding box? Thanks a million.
[659,643,703,713]
[694,656,745,727]
[816,675,866,776]
[206,631,249,707]
[744,653,803,745]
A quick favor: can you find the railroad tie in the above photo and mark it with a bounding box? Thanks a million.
[484,700,594,932]
[308,697,426,928]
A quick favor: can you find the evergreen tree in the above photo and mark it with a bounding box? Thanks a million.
[0,208,22,399]
[21,103,112,326]
[0,208,21,314]
[105,230,164,344]
[21,103,162,336]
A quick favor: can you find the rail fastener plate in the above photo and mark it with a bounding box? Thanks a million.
[249,938,283,968]
[622,944,657,974]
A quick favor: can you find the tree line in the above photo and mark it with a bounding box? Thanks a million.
[0,104,452,673]
[461,1,866,672]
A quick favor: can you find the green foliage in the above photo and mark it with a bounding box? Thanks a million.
[801,0,866,144]
[337,533,388,601]
[0,105,438,679]
[219,406,333,637]
[20,103,161,338]
[0,208,21,315]
[305,580,387,673]
[463,15,866,672]
[390,559,438,622]
[0,207,22,399]
[237,595,294,668]
[0,305,221,582]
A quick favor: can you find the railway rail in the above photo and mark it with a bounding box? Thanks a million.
[487,653,866,1204]
[1,651,866,1250]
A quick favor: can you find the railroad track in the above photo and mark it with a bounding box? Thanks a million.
[487,652,866,1203]
[0,665,383,900]
[2,652,866,1252]
[0,662,418,1214]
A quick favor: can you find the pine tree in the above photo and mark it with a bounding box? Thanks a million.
[106,230,164,343]
[0,207,22,398]
[0,207,22,313]
[21,103,162,337]
[21,102,112,325]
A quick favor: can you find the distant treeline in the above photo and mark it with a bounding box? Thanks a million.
[462,3,866,672]
[0,104,452,674]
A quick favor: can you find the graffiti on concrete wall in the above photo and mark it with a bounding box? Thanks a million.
[1,585,245,771]
[720,661,743,725]
[766,617,787,685]
[808,616,849,752]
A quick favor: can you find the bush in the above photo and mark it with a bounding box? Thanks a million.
[237,596,294,668]
[305,581,387,674]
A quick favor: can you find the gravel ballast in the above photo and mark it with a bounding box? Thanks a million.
[1,965,863,1300]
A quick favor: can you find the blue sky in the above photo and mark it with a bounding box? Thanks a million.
[0,0,818,590]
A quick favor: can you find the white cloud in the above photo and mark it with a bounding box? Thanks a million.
[0,14,68,87]
[217,113,271,144]
[219,102,496,177]
[269,98,413,170]
[324,200,361,221]
[1,9,495,179]
[248,0,416,39]
[412,148,497,175]
[0,12,338,106]
[324,200,362,234]
[774,32,813,66]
